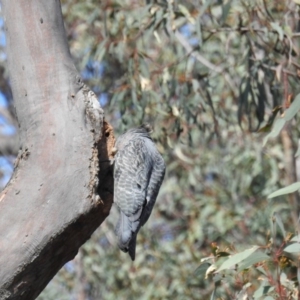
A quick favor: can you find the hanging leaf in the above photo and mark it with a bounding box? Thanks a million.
[273,212,286,237]
[253,284,274,298]
[270,22,284,41]
[291,234,300,242]
[253,283,274,299]
[237,251,270,271]
[217,246,260,272]
[194,262,211,278]
[210,286,218,300]
[196,15,203,47]
[178,4,195,25]
[94,38,107,62]
[284,93,300,121]
[199,0,214,16]
[284,243,300,253]
[268,182,300,199]
[221,0,233,24]
[262,118,285,146]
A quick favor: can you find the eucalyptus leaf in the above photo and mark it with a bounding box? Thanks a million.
[237,251,270,271]
[178,4,195,24]
[221,0,233,24]
[284,93,300,121]
[291,234,300,242]
[253,284,274,298]
[284,243,300,253]
[268,182,300,199]
[194,262,211,277]
[217,246,260,272]
[263,118,286,146]
[273,212,286,237]
[270,22,284,40]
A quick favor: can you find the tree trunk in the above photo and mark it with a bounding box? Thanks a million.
[0,1,114,299]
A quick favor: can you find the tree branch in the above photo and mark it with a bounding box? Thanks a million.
[0,1,114,299]
[202,26,300,38]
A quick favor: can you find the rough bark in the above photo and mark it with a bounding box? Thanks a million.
[0,1,114,299]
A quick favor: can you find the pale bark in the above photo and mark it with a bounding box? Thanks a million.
[0,1,114,299]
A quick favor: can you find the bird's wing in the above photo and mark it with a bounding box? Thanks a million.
[140,140,166,226]
[114,137,151,218]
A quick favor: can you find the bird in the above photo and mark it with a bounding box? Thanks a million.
[113,124,165,261]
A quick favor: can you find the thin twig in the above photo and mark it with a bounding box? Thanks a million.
[249,57,297,77]
[202,26,300,38]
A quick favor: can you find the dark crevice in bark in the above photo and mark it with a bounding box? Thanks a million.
[97,121,115,206]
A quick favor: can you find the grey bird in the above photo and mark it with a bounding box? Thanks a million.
[113,125,165,261]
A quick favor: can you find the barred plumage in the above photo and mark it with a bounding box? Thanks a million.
[113,125,165,260]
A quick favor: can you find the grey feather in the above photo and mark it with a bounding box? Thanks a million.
[113,125,165,260]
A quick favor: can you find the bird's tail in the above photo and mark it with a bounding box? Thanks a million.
[128,234,137,261]
[115,211,132,250]
[115,211,139,261]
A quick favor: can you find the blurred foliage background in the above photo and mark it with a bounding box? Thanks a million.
[1,0,300,299]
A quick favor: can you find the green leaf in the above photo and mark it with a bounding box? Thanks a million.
[295,144,300,157]
[284,93,300,121]
[284,243,300,253]
[194,262,211,278]
[273,212,286,237]
[256,266,268,276]
[217,246,260,272]
[291,234,300,242]
[95,38,107,62]
[237,251,270,271]
[196,15,202,47]
[258,106,281,132]
[210,287,216,300]
[253,284,274,298]
[270,22,284,41]
[235,282,252,300]
[268,182,300,199]
[221,0,233,24]
[199,0,214,16]
[262,118,285,146]
[178,4,195,24]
